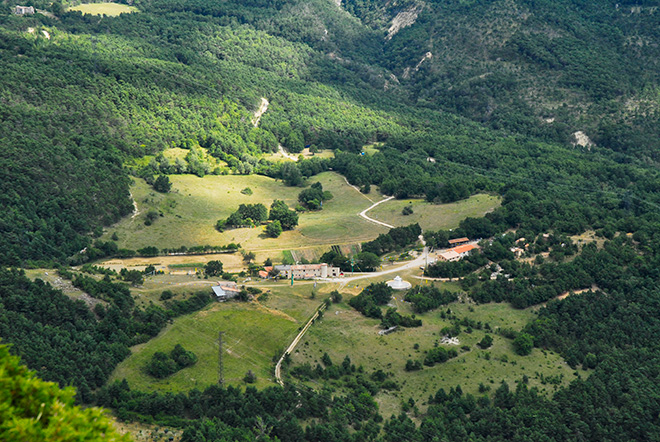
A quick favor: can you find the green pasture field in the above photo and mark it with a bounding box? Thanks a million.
[289,295,575,417]
[110,283,324,391]
[368,194,501,231]
[103,172,387,257]
[68,2,138,16]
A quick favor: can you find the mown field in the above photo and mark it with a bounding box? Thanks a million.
[368,194,501,231]
[68,2,138,16]
[289,284,577,417]
[110,281,325,391]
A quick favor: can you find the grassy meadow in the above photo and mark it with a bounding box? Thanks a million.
[368,194,501,231]
[110,282,325,391]
[68,2,138,16]
[103,172,386,258]
[289,288,576,417]
[102,172,501,267]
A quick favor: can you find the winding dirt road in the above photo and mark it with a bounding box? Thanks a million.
[358,196,395,229]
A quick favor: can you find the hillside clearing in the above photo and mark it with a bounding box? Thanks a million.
[367,194,501,231]
[68,2,138,16]
[103,172,386,256]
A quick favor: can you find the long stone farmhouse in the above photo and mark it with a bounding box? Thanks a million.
[272,263,341,280]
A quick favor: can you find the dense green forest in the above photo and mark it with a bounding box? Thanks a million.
[3,0,660,440]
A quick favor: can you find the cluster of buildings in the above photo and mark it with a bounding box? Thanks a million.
[437,237,480,262]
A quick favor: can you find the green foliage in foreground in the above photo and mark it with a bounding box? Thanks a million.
[0,343,128,442]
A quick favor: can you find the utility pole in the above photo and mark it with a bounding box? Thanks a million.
[218,331,224,385]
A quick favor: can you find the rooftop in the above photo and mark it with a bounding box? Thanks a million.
[451,244,478,254]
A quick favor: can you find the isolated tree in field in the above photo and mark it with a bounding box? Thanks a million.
[153,174,172,193]
[269,200,299,230]
[477,334,493,349]
[330,290,343,303]
[205,260,223,277]
[266,220,283,238]
[244,370,257,384]
[513,332,534,356]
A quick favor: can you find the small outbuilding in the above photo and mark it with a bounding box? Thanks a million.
[212,282,241,301]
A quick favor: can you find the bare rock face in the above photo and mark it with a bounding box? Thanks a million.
[387,5,423,40]
[572,131,595,149]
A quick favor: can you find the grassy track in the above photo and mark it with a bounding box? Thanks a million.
[367,194,501,231]
[68,3,138,15]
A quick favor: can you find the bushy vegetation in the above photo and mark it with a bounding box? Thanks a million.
[217,203,268,230]
[146,344,198,378]
[404,285,458,313]
[269,200,299,230]
[348,282,393,319]
[361,224,422,256]
[298,182,333,210]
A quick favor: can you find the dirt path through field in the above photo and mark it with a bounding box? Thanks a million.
[275,303,327,385]
[277,144,299,161]
[359,196,395,228]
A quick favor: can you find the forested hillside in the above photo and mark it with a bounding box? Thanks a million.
[3,0,660,265]
[3,0,660,440]
[368,0,660,156]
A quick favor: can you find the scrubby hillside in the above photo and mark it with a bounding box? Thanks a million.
[345,0,660,158]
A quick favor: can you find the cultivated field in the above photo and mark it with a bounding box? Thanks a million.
[68,2,138,15]
[110,282,325,392]
[367,194,501,231]
[289,288,576,417]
